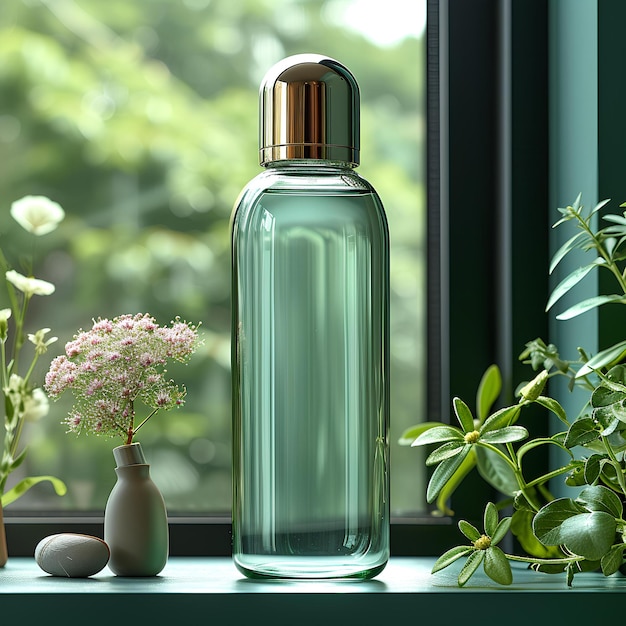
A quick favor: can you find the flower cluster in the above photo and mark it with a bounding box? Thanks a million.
[1,195,67,506]
[45,313,200,444]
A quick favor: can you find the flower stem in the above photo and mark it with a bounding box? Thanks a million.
[133,408,159,437]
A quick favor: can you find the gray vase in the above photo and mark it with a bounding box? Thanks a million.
[104,442,168,576]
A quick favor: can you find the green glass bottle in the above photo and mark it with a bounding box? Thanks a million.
[231,54,389,579]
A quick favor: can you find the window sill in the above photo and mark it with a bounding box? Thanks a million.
[1,556,625,623]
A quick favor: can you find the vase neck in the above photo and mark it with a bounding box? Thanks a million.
[113,443,147,467]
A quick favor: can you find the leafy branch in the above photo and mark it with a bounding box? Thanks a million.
[402,196,626,586]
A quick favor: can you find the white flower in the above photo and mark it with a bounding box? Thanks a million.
[5,373,25,416]
[10,195,65,236]
[23,388,50,422]
[28,328,58,355]
[6,270,55,296]
[0,308,11,342]
[7,373,24,394]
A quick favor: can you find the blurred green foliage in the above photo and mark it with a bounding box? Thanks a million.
[0,0,424,513]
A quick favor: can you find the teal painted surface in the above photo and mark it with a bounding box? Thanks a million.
[548,0,598,494]
[1,556,626,592]
[1,557,626,625]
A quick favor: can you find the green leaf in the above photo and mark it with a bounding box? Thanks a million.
[563,417,600,449]
[584,454,604,484]
[398,421,443,446]
[1,475,67,507]
[546,263,598,312]
[577,340,626,378]
[511,509,563,559]
[556,294,624,321]
[576,484,623,518]
[549,231,586,274]
[483,546,512,586]
[8,447,27,472]
[601,364,626,388]
[480,405,521,434]
[558,511,616,560]
[475,445,519,496]
[602,212,626,225]
[518,370,549,402]
[491,516,511,545]
[453,397,475,433]
[591,197,611,217]
[426,445,471,504]
[532,498,587,546]
[571,192,583,213]
[601,544,626,576]
[431,545,473,574]
[411,425,464,447]
[534,396,569,426]
[480,425,528,445]
[483,502,499,537]
[590,366,626,432]
[458,519,481,542]
[434,448,477,516]
[458,550,484,587]
[425,440,466,466]
[476,365,501,423]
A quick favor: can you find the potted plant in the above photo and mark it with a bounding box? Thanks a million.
[44,312,201,576]
[402,195,626,586]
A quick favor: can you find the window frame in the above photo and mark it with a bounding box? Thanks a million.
[5,0,561,557]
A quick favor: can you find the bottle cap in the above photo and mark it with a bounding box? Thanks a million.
[259,54,360,166]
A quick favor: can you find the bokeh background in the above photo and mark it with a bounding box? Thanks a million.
[0,0,425,515]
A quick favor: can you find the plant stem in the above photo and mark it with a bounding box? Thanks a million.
[525,466,573,490]
[0,339,7,392]
[11,294,30,376]
[505,553,584,566]
[601,435,626,494]
[9,417,24,460]
[477,441,543,511]
[577,211,626,294]
[23,352,39,386]
[133,408,159,436]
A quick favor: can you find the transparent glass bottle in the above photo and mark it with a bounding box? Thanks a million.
[231,54,389,579]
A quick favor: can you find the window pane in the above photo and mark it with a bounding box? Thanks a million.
[0,0,426,515]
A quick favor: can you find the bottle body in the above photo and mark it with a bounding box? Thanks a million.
[231,163,389,579]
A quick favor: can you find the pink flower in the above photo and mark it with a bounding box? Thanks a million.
[47,313,200,442]
[156,391,171,406]
[92,319,113,333]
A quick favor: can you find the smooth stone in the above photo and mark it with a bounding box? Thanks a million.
[34,533,110,578]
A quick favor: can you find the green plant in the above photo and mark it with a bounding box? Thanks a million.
[402,195,626,586]
[0,196,67,507]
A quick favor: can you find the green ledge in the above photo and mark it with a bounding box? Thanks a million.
[1,557,625,624]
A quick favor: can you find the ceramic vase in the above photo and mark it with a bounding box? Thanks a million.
[104,442,168,576]
[0,500,7,568]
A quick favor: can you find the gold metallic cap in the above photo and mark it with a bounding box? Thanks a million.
[259,54,360,166]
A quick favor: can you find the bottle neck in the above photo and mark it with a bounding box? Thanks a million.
[264,159,356,172]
